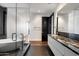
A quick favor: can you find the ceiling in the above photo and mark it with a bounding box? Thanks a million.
[1,3,79,16]
[0,3,58,16]
[58,3,79,14]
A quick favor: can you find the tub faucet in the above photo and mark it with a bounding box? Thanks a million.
[12,33,17,41]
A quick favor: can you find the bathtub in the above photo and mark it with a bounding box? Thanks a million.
[0,38,22,52]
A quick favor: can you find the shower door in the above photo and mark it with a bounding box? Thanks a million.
[0,3,30,56]
[6,3,18,56]
[16,3,30,55]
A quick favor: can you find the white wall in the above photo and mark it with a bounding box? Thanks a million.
[17,8,29,36]
[68,10,79,34]
[7,8,16,38]
[58,14,68,32]
[68,11,74,33]
[30,13,42,41]
[51,15,54,34]
[51,3,67,34]
[50,4,65,34]
[57,10,79,34]
[7,7,30,39]
[7,7,43,41]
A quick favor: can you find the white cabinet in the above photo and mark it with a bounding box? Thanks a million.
[48,35,63,56]
[48,35,78,56]
[55,40,77,56]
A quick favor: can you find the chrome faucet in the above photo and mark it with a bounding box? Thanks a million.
[12,33,17,41]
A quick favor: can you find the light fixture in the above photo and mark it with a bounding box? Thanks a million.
[38,10,41,13]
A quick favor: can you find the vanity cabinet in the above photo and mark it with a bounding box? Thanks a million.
[48,35,78,56]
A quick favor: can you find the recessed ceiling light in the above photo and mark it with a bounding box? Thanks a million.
[38,10,41,13]
[47,3,52,4]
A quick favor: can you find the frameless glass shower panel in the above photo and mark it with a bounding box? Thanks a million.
[16,3,30,55]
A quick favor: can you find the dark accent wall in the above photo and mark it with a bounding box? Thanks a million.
[58,31,79,40]
[56,17,58,34]
[50,13,54,34]
[48,17,51,34]
[42,17,50,41]
[0,6,7,39]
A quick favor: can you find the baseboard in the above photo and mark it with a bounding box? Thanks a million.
[29,39,41,41]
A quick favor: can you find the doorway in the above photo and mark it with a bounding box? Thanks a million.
[42,17,51,41]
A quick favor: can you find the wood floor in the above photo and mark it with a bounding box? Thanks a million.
[25,41,54,56]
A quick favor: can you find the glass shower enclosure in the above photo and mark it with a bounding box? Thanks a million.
[0,3,30,56]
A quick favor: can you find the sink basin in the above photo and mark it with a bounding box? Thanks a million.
[57,39,71,45]
[70,43,79,48]
[57,39,64,42]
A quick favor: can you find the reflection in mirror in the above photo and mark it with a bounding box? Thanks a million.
[57,4,79,41]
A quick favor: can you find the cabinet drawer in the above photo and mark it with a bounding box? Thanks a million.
[48,41,63,56]
[54,39,78,56]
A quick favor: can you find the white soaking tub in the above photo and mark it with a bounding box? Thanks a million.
[0,39,22,52]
